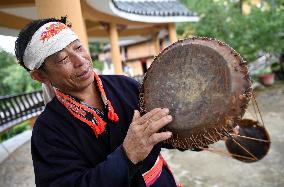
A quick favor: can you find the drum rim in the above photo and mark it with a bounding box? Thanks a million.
[139,37,253,149]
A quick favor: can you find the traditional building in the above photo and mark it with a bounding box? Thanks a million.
[98,32,172,76]
[0,0,198,74]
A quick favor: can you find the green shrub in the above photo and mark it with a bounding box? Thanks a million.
[0,121,30,143]
[93,60,104,71]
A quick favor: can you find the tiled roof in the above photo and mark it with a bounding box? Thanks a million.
[112,0,196,17]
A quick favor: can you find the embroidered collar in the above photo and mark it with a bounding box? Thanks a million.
[55,72,119,137]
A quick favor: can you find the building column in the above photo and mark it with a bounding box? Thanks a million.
[152,32,160,54]
[168,23,177,44]
[35,0,89,50]
[109,23,123,75]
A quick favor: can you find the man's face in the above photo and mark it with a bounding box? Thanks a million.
[42,40,94,93]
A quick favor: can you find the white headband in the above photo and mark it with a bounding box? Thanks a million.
[23,22,79,70]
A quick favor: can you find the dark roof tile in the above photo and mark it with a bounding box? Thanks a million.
[112,0,196,17]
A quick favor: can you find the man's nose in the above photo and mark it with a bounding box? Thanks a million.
[71,53,86,68]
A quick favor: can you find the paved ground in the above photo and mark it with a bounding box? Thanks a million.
[0,83,283,187]
[163,82,284,187]
[0,141,35,187]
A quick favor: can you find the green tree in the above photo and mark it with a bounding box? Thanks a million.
[89,42,105,71]
[0,49,16,94]
[0,48,41,96]
[179,0,284,62]
[89,42,104,54]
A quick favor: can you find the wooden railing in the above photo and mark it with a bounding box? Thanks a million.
[0,75,145,133]
[0,90,44,133]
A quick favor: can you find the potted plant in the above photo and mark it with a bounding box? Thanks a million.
[255,66,275,86]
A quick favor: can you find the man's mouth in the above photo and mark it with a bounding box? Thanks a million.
[76,67,92,80]
[78,69,88,77]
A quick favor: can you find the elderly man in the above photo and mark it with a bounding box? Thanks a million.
[15,17,180,187]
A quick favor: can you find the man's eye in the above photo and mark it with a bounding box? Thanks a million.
[57,56,69,64]
[76,45,82,51]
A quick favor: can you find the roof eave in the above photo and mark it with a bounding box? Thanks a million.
[85,0,199,24]
[109,2,199,23]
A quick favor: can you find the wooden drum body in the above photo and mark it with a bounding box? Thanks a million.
[139,37,252,149]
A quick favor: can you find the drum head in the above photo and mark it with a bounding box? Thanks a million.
[139,37,252,149]
[225,119,270,162]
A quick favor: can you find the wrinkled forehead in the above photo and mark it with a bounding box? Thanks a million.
[49,39,80,58]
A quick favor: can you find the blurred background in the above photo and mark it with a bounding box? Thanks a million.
[0,0,283,186]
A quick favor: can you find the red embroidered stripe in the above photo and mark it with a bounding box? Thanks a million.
[54,71,119,137]
[94,73,119,122]
[142,154,183,187]
[142,155,164,187]
[55,89,107,137]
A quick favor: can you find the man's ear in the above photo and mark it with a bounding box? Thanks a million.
[30,69,50,84]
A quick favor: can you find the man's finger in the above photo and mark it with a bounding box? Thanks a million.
[133,108,161,126]
[145,115,172,136]
[149,131,172,145]
[145,108,169,126]
[132,110,140,121]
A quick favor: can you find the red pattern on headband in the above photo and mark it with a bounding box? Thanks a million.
[40,23,68,42]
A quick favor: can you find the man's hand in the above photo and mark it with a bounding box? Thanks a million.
[122,108,172,164]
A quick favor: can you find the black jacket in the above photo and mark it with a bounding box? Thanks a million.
[31,75,177,187]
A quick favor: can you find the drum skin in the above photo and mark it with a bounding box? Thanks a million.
[225,119,270,163]
[139,37,252,149]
